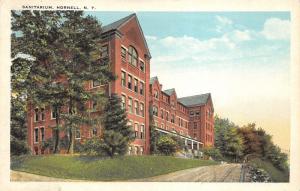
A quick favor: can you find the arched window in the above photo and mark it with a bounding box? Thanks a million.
[128,46,138,67]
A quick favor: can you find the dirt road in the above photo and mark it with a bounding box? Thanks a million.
[11,163,243,182]
[133,163,243,182]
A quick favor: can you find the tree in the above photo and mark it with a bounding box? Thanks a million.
[157,135,177,155]
[102,94,134,158]
[238,123,262,156]
[202,147,223,161]
[149,115,160,154]
[214,115,244,162]
[11,10,114,154]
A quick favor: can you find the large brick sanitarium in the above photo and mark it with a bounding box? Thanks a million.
[27,13,214,155]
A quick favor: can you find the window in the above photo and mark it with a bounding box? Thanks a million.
[40,127,45,141]
[160,109,164,119]
[34,108,39,122]
[93,80,101,87]
[121,71,126,87]
[140,125,144,139]
[121,95,126,110]
[41,108,45,121]
[166,112,169,121]
[154,90,159,99]
[190,111,194,116]
[134,78,138,93]
[134,123,139,138]
[196,111,200,116]
[92,101,97,111]
[152,106,158,116]
[128,75,132,89]
[140,82,144,95]
[134,101,139,115]
[128,97,133,113]
[121,47,126,61]
[101,45,108,58]
[171,114,175,123]
[128,46,138,67]
[51,106,58,119]
[194,122,197,129]
[140,103,144,117]
[34,128,39,143]
[161,123,164,129]
[75,129,81,139]
[92,128,97,136]
[140,61,145,72]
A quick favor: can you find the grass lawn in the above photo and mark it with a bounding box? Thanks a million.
[249,158,289,182]
[11,155,218,181]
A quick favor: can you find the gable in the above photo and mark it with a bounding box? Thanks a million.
[119,16,151,59]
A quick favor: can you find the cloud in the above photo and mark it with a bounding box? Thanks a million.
[216,15,233,26]
[145,35,157,40]
[261,18,290,40]
[215,15,233,33]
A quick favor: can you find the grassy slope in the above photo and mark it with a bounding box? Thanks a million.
[11,155,218,181]
[249,158,289,182]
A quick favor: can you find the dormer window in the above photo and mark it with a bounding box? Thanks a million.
[128,46,138,67]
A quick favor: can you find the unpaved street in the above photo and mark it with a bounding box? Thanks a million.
[133,163,242,182]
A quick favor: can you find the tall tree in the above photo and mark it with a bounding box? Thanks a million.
[102,94,134,158]
[11,10,114,154]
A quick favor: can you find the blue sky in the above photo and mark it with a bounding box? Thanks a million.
[86,11,290,151]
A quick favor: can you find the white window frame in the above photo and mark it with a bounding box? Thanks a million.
[40,126,45,142]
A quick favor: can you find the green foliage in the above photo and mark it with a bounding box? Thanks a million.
[102,94,134,157]
[12,155,218,181]
[214,115,243,162]
[149,118,160,154]
[11,10,114,154]
[81,137,105,155]
[10,96,29,156]
[214,115,289,175]
[202,147,223,161]
[157,135,177,155]
[250,158,289,182]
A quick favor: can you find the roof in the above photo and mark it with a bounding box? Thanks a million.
[102,13,151,58]
[150,76,158,85]
[178,93,211,106]
[163,88,176,96]
[102,13,136,33]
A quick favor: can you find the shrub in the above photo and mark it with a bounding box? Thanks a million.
[157,135,177,155]
[81,137,106,155]
[202,147,223,161]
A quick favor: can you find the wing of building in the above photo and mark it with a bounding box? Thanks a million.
[27,13,214,156]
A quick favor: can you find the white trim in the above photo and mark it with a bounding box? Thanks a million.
[34,127,39,143]
[33,108,39,122]
[40,126,45,142]
[138,57,145,62]
[121,44,128,50]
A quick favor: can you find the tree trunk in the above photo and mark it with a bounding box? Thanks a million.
[53,107,60,153]
[67,128,74,154]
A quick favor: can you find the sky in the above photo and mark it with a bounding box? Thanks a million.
[86,11,290,152]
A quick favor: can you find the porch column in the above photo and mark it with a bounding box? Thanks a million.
[185,139,187,146]
[191,140,194,150]
[197,143,199,150]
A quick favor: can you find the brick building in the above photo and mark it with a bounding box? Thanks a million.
[150,76,214,148]
[26,13,214,155]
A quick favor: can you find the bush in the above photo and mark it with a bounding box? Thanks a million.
[81,137,106,155]
[202,147,223,161]
[157,135,177,155]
